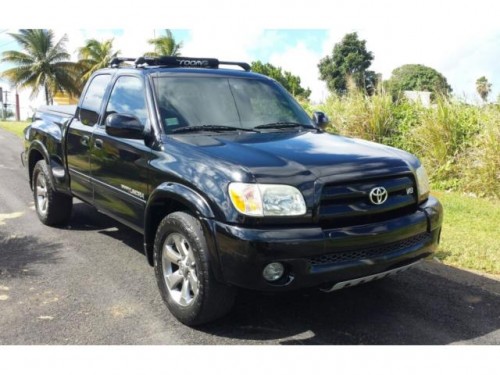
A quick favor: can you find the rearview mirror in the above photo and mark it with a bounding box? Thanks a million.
[312,111,330,130]
[105,113,144,139]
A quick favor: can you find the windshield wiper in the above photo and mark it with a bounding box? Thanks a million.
[254,122,318,131]
[170,125,259,134]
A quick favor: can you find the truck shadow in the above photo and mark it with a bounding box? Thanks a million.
[195,267,500,345]
[0,232,63,279]
[61,202,145,255]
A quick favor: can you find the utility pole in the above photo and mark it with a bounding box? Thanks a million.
[0,87,3,120]
[15,91,20,121]
[1,90,10,120]
[3,91,8,120]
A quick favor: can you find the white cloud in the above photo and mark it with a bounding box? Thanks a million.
[181,29,265,62]
[268,42,328,103]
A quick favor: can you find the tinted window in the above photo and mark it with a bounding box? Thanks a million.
[153,76,312,131]
[79,74,111,126]
[105,76,148,125]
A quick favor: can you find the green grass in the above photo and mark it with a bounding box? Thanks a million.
[0,121,28,138]
[433,190,500,275]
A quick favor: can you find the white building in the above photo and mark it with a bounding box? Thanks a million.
[404,90,432,108]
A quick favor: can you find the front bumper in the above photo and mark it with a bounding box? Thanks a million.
[213,196,443,291]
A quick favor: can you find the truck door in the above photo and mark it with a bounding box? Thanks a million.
[90,75,150,232]
[66,74,112,203]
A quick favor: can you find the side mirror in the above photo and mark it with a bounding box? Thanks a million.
[312,111,330,130]
[105,113,144,139]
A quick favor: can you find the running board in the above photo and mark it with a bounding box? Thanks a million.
[320,260,422,293]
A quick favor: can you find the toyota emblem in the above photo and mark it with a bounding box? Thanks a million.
[369,187,388,205]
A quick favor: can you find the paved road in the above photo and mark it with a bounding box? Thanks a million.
[0,128,499,344]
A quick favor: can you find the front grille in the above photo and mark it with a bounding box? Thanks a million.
[318,175,417,228]
[308,232,432,266]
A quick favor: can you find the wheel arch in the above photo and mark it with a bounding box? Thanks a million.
[144,182,224,282]
[28,141,51,190]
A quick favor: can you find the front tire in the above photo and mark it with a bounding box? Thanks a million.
[154,211,235,326]
[33,160,72,226]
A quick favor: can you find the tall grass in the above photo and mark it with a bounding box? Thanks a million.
[314,91,499,199]
[459,108,500,198]
[317,90,395,143]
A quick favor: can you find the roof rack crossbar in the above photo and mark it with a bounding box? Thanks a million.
[219,61,251,71]
[109,56,251,71]
[109,57,136,68]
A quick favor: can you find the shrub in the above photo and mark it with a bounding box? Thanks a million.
[312,92,499,199]
[317,89,396,143]
[407,96,482,188]
[459,106,500,198]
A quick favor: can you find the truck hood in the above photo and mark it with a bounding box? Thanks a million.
[169,130,418,182]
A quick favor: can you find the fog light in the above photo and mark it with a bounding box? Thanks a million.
[262,262,285,282]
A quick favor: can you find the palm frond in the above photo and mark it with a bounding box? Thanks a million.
[1,29,81,104]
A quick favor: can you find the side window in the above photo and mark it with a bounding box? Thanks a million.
[104,76,148,126]
[78,74,111,126]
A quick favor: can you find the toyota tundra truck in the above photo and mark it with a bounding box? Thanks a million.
[22,56,443,326]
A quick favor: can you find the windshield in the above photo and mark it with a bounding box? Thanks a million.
[153,76,314,132]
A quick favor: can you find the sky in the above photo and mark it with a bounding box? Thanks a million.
[1,0,499,117]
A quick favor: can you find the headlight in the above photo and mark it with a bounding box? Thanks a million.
[415,165,430,202]
[228,183,306,217]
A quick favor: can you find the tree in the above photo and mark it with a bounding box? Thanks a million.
[0,29,80,105]
[318,32,376,95]
[145,29,182,57]
[476,76,492,102]
[78,38,120,83]
[385,64,452,99]
[251,61,311,99]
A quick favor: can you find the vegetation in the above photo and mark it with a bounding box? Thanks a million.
[317,90,500,199]
[433,191,500,275]
[251,61,311,99]
[476,76,492,102]
[318,32,378,95]
[0,121,28,138]
[385,64,452,99]
[0,29,80,105]
[77,38,120,82]
[145,29,182,57]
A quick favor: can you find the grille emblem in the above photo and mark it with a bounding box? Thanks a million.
[369,187,388,205]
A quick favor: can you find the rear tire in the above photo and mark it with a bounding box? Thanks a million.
[33,160,72,226]
[154,211,235,326]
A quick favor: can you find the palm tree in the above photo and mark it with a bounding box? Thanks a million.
[145,29,182,57]
[476,76,492,102]
[78,38,120,82]
[0,29,80,105]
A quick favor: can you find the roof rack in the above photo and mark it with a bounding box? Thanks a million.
[109,56,251,71]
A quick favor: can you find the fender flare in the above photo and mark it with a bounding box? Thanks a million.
[146,181,215,219]
[27,140,54,188]
[28,140,69,194]
[143,182,224,281]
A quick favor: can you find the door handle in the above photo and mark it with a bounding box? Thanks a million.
[94,139,103,149]
[81,135,90,147]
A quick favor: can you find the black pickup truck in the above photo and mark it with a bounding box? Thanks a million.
[22,56,443,326]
